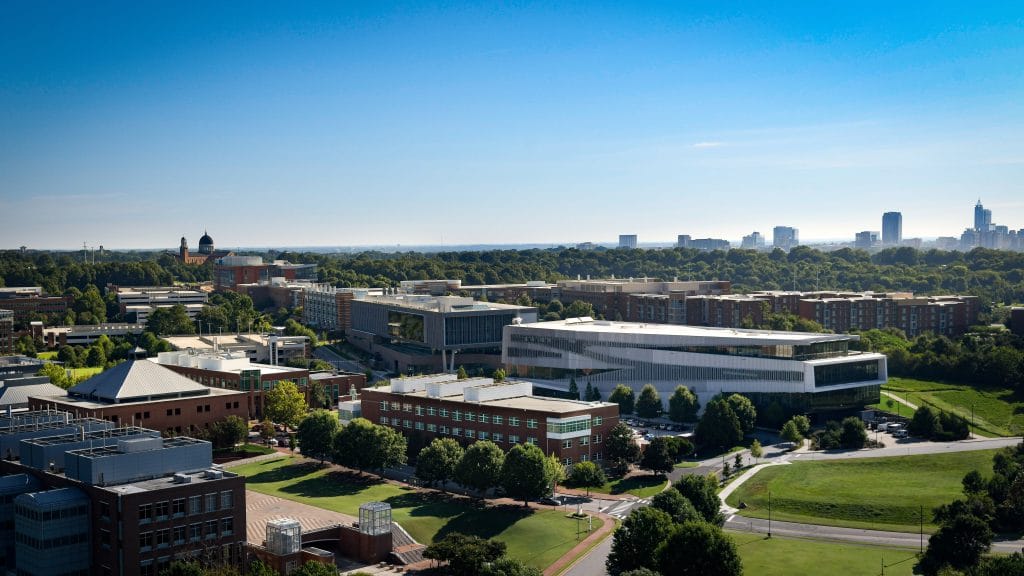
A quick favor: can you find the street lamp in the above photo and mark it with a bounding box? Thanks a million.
[767,490,772,538]
[971,404,975,438]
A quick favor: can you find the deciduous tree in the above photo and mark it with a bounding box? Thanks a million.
[635,384,662,418]
[639,436,675,475]
[655,521,742,576]
[566,461,607,496]
[606,422,640,475]
[674,474,724,525]
[263,381,307,429]
[608,384,635,415]
[500,443,556,506]
[606,507,673,575]
[725,393,757,435]
[416,438,464,491]
[455,440,505,497]
[668,385,700,423]
[297,409,340,464]
[696,399,742,450]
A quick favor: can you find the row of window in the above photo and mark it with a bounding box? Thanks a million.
[379,402,604,429]
[136,492,233,523]
[380,416,603,446]
[14,530,88,550]
[139,518,233,551]
[14,503,88,522]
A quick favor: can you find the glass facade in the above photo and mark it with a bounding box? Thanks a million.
[814,361,880,387]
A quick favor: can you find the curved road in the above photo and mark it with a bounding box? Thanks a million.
[561,435,1024,576]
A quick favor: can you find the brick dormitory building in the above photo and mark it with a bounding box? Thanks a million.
[358,374,619,466]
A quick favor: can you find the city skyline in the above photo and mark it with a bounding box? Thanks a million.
[2,3,1023,249]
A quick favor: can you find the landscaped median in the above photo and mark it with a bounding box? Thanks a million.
[725,450,997,532]
[229,456,603,571]
[730,531,919,576]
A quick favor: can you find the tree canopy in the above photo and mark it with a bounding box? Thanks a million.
[635,384,663,418]
[297,409,340,464]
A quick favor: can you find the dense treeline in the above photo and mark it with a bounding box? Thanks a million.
[4,246,1024,308]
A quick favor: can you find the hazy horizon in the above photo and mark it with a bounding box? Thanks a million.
[2,3,1022,248]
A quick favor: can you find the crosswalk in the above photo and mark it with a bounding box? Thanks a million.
[600,498,649,520]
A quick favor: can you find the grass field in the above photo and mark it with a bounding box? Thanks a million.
[70,366,104,379]
[213,443,276,457]
[725,450,997,533]
[882,377,1024,437]
[585,473,667,498]
[730,532,919,576]
[36,351,57,360]
[230,457,600,570]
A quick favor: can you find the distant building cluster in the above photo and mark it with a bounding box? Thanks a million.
[960,200,1024,251]
[174,231,233,265]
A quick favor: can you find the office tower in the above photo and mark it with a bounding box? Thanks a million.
[618,235,637,249]
[773,226,799,251]
[882,212,902,246]
[975,200,992,232]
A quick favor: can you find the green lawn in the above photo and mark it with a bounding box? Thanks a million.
[229,457,600,570]
[70,366,104,379]
[726,450,997,533]
[214,443,276,456]
[585,473,667,498]
[36,351,57,360]
[883,377,1024,437]
[730,532,919,576]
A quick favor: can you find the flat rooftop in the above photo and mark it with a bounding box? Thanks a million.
[509,317,854,344]
[361,294,533,314]
[372,384,614,415]
[102,468,239,495]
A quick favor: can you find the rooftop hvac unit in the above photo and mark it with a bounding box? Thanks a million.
[173,473,192,484]
[203,469,223,480]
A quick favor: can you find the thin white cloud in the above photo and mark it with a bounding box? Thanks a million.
[692,141,726,149]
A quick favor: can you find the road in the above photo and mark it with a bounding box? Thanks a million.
[560,435,1024,576]
[313,345,389,381]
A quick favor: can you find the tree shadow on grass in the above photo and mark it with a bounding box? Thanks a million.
[609,474,666,495]
[277,469,387,499]
[384,491,465,519]
[432,504,533,542]
[244,461,321,485]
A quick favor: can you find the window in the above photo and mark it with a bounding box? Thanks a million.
[593,416,603,426]
[479,431,489,440]
[427,407,437,416]
[479,414,490,424]
[166,409,173,416]
[172,498,185,517]
[197,406,203,413]
[439,408,449,418]
[173,526,186,545]
[381,401,388,411]
[581,454,589,462]
[415,421,425,430]
[580,436,589,446]
[527,437,537,445]
[189,495,202,515]
[493,433,503,443]
[391,417,399,426]
[155,500,169,519]
[465,412,475,422]
[427,423,437,432]
[189,523,202,542]
[221,517,234,536]
[440,426,449,434]
[140,531,153,551]
[562,439,573,449]
[220,491,233,510]
[100,501,111,520]
[380,416,388,425]
[139,503,153,523]
[594,452,603,461]
[205,493,218,512]
[493,415,503,425]
[403,403,413,412]
[403,419,412,428]
[509,434,519,444]
[526,418,538,429]
[175,408,181,415]
[156,529,170,548]
[452,410,462,422]
[452,427,461,437]
[593,434,602,444]
[563,457,573,466]
[509,417,520,427]
[465,429,475,438]
[205,520,218,540]
[415,406,423,416]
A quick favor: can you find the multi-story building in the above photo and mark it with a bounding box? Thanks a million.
[173,231,233,265]
[27,360,248,437]
[153,352,366,418]
[854,231,881,250]
[556,278,731,322]
[0,376,66,411]
[503,318,887,418]
[0,287,70,325]
[214,257,317,291]
[0,410,245,576]
[349,295,537,374]
[773,226,799,251]
[618,235,638,249]
[0,356,46,379]
[677,235,730,251]
[740,232,766,250]
[42,322,146,348]
[882,212,902,246]
[115,286,209,323]
[975,200,993,232]
[360,374,619,466]
[0,309,13,355]
[302,285,382,331]
[163,332,310,364]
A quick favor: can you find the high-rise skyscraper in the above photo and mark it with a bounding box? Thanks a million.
[974,200,992,232]
[882,212,902,246]
[773,226,799,251]
[618,234,637,249]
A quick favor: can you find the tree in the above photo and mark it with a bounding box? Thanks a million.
[568,376,579,400]
[750,439,763,463]
[909,405,941,438]
[479,557,542,576]
[839,416,868,449]
[263,381,307,429]
[650,489,701,524]
[725,394,757,435]
[424,533,507,576]
[668,385,700,423]
[291,562,337,576]
[333,418,377,473]
[501,443,556,506]
[791,414,811,437]
[566,461,607,496]
[146,304,195,335]
[606,507,674,575]
[297,409,341,464]
[606,422,641,475]
[309,381,330,409]
[457,365,469,380]
[209,415,248,450]
[639,436,675,474]
[695,399,743,450]
[86,345,107,367]
[259,418,275,443]
[608,384,636,415]
[635,384,662,418]
[584,381,595,402]
[371,424,408,476]
[780,419,803,446]
[587,382,602,401]
[564,300,595,319]
[619,570,661,576]
[655,521,742,576]
[158,561,204,576]
[37,362,72,389]
[674,474,724,525]
[493,368,506,383]
[455,440,505,497]
[416,438,465,491]
[917,512,993,576]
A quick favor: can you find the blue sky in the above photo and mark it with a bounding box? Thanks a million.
[1,2,1022,249]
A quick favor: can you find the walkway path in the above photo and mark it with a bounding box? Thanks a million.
[544,510,616,576]
[881,390,919,410]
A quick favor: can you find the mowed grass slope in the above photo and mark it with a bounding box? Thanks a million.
[731,532,918,576]
[884,377,1024,437]
[726,450,997,532]
[230,457,599,570]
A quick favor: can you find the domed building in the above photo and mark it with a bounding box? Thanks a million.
[174,231,232,265]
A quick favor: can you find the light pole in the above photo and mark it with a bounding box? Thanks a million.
[971,404,975,438]
[768,490,772,538]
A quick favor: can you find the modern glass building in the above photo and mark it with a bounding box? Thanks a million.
[503,318,886,416]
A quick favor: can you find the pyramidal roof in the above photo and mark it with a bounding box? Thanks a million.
[69,360,210,403]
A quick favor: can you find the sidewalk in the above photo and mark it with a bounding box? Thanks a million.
[542,510,616,576]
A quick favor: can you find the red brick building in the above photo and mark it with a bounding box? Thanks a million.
[360,374,619,466]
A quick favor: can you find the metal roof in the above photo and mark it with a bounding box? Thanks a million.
[68,360,210,403]
[0,379,67,408]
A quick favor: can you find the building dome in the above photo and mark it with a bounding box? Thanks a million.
[198,231,214,254]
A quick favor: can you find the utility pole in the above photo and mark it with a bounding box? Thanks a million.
[919,506,924,554]
[768,490,772,538]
